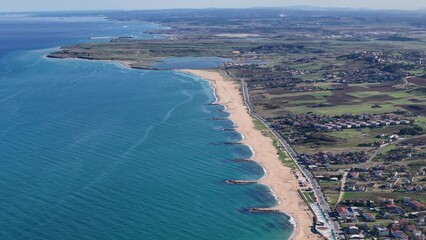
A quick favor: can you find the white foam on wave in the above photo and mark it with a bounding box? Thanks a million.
[182,69,298,236]
[208,81,219,104]
[239,132,245,141]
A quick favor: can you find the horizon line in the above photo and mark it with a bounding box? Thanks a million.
[1,5,426,14]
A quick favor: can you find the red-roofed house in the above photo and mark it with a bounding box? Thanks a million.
[409,201,426,211]
[386,204,404,214]
[362,212,376,222]
[336,206,354,220]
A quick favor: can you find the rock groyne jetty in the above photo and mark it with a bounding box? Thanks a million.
[248,207,281,213]
[232,158,256,163]
[226,179,258,185]
[208,117,229,120]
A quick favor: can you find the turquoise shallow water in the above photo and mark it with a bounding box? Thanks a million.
[0,14,293,240]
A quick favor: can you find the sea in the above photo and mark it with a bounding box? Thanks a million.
[0,13,293,240]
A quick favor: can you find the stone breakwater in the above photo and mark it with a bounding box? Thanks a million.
[226,179,258,185]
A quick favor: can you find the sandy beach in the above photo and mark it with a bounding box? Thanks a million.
[182,69,321,240]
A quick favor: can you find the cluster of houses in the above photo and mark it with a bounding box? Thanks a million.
[313,118,411,132]
[344,166,425,193]
[347,50,425,66]
[225,63,306,85]
[402,198,426,211]
[300,151,368,167]
[225,61,337,92]
[322,50,421,83]
[344,184,368,192]
[384,147,417,162]
[325,67,407,83]
[335,198,426,239]
[274,113,329,129]
[347,51,389,64]
[273,113,412,133]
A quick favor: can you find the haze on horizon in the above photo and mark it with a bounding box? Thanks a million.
[0,0,425,12]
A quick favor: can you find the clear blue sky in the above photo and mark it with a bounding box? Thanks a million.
[0,0,425,12]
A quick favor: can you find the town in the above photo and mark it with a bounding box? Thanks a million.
[48,8,426,239]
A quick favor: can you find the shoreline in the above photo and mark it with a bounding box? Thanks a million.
[180,69,321,240]
[44,50,319,239]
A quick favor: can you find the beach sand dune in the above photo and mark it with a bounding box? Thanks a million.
[182,70,321,240]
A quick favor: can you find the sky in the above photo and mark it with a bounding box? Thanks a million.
[0,0,425,12]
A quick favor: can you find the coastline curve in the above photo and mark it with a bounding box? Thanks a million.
[179,69,321,240]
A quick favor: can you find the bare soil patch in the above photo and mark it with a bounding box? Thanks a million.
[364,94,395,102]
[407,77,426,87]
[409,98,422,103]
[399,104,426,116]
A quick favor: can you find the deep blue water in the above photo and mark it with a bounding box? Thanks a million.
[0,13,292,240]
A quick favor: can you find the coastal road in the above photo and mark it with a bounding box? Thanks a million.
[237,77,342,240]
